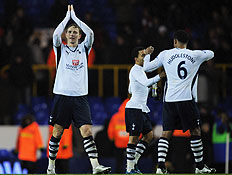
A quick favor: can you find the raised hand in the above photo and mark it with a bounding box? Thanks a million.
[71,4,74,11]
[145,46,154,55]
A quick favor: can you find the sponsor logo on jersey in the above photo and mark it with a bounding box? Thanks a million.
[72,59,79,66]
[66,62,84,71]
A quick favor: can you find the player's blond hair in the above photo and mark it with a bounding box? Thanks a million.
[66,23,82,35]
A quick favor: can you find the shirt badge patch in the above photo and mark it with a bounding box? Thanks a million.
[72,60,79,66]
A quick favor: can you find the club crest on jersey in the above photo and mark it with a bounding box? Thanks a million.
[72,59,79,66]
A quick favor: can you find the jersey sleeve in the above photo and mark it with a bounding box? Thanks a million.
[195,50,214,62]
[71,10,94,53]
[143,51,164,72]
[133,68,160,87]
[53,11,70,47]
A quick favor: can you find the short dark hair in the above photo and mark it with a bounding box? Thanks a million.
[131,46,144,59]
[173,30,189,44]
[65,22,82,35]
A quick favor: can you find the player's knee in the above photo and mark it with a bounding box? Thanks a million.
[83,129,92,137]
[53,124,64,138]
[161,130,173,139]
[53,129,63,139]
[147,135,153,143]
[129,136,140,144]
[190,127,201,136]
[80,125,92,137]
[143,131,153,143]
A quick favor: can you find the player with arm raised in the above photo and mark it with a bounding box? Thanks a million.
[143,30,216,174]
[125,47,165,174]
[47,5,111,174]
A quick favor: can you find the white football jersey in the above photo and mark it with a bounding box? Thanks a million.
[52,10,94,96]
[53,43,89,96]
[143,48,214,102]
[126,64,160,112]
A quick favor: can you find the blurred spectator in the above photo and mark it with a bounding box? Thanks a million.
[107,98,129,173]
[3,0,18,22]
[88,48,96,67]
[82,12,97,65]
[8,51,34,109]
[1,5,33,70]
[151,25,172,55]
[199,105,214,166]
[29,33,46,80]
[47,48,56,66]
[108,0,138,26]
[117,24,134,52]
[141,7,154,31]
[198,60,220,107]
[47,125,73,174]
[46,47,56,81]
[29,33,49,97]
[29,33,45,65]
[2,2,34,104]
[93,26,112,64]
[109,35,131,64]
[84,12,97,31]
[212,110,232,173]
[4,6,33,46]
[15,114,44,173]
[0,26,8,68]
[0,78,12,124]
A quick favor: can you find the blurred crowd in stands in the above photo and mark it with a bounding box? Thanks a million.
[0,0,231,124]
[0,0,232,68]
[0,0,231,102]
